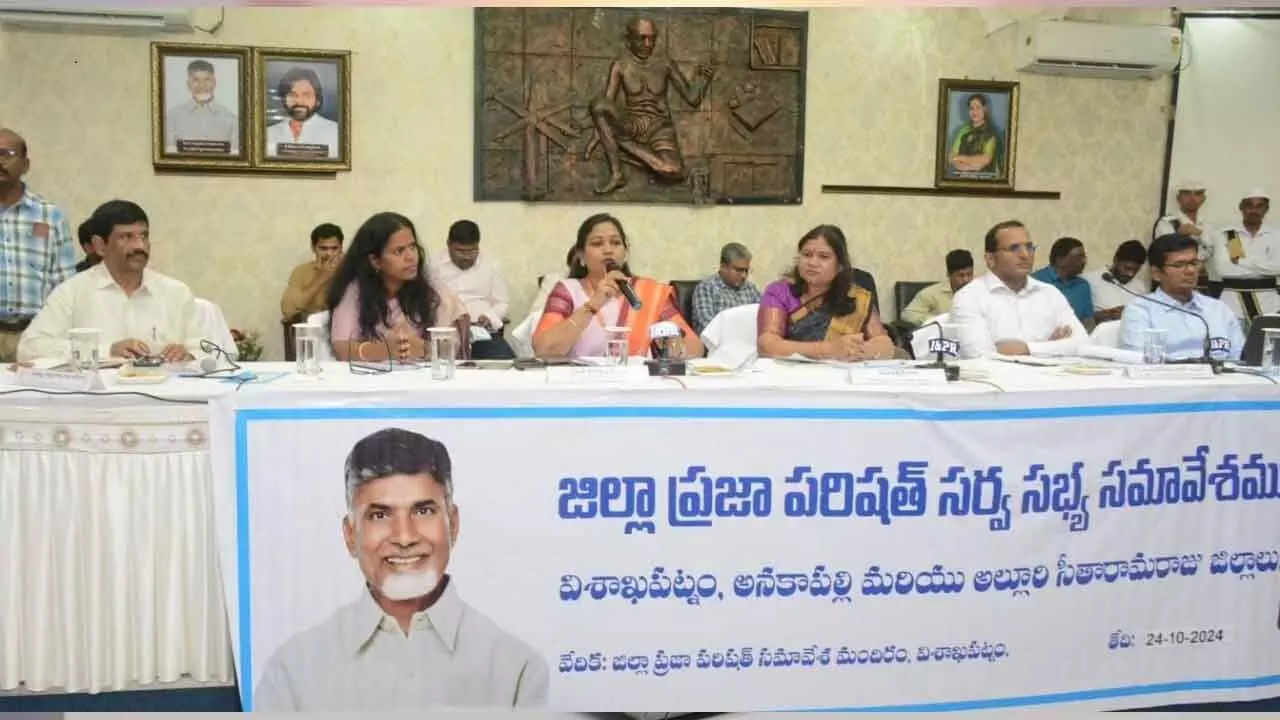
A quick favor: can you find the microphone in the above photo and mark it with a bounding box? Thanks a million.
[195,339,243,376]
[645,320,686,376]
[604,260,642,310]
[1101,272,1224,373]
[911,319,960,382]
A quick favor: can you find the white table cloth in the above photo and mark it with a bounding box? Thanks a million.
[2,357,1278,696]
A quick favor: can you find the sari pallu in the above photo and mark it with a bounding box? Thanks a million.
[535,276,693,357]
[785,284,874,343]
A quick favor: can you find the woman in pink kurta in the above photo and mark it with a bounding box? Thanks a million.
[326,212,468,362]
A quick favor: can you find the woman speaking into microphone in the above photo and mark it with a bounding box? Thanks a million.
[533,213,702,360]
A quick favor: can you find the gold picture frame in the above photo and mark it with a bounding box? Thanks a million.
[252,47,352,172]
[151,42,252,170]
[934,78,1020,191]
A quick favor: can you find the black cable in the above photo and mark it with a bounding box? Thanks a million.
[0,387,207,405]
[1224,367,1280,385]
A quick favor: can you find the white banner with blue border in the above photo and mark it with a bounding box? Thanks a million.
[210,387,1280,712]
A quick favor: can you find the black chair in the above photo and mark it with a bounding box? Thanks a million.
[282,318,298,362]
[1241,315,1280,366]
[894,281,935,320]
[669,279,700,322]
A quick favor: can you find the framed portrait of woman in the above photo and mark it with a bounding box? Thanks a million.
[934,79,1019,190]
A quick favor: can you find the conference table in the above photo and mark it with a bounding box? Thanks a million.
[2,357,1277,710]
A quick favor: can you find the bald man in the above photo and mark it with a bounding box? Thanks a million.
[0,128,76,362]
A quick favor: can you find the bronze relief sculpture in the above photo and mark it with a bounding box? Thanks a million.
[476,8,806,205]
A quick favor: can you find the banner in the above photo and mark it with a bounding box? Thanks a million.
[217,394,1280,712]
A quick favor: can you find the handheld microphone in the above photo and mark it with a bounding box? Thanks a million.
[1101,272,1224,373]
[911,319,960,382]
[604,260,642,310]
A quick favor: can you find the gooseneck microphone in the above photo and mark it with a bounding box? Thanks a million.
[604,259,642,310]
[1101,272,1222,373]
[911,319,960,382]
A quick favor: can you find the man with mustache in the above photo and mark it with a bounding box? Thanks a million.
[165,59,239,155]
[255,428,548,711]
[1212,188,1279,321]
[17,200,207,363]
[265,67,340,160]
[0,127,75,363]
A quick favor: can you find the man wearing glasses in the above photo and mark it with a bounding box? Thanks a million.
[690,241,761,333]
[1119,233,1244,361]
[951,219,1087,359]
[0,128,75,363]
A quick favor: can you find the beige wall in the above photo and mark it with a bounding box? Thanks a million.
[2,6,1170,359]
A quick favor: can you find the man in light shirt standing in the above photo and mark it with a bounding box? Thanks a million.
[433,219,514,359]
[1083,239,1147,324]
[17,200,206,363]
[254,428,548,711]
[1212,188,1279,322]
[950,220,1087,359]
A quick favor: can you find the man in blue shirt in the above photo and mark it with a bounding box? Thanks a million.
[1032,237,1094,329]
[1119,233,1245,361]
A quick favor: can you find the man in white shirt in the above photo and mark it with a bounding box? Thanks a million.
[432,220,514,359]
[265,67,340,160]
[254,428,548,711]
[1153,179,1214,258]
[17,200,207,363]
[1083,239,1148,324]
[1212,188,1279,321]
[951,220,1088,359]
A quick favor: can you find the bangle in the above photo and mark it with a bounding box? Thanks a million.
[356,341,370,361]
[583,301,598,315]
[567,316,580,329]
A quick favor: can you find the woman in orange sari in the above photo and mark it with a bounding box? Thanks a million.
[533,213,703,360]
[757,224,896,362]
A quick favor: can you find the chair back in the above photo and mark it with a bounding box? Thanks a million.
[701,303,759,353]
[1089,320,1122,348]
[894,281,935,319]
[669,279,699,322]
[282,319,298,362]
[1242,314,1280,366]
[193,298,238,359]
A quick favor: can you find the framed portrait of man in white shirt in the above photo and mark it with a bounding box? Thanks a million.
[253,48,352,172]
[151,42,251,170]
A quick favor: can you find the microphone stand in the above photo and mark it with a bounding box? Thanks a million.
[1101,272,1223,374]
[911,320,961,381]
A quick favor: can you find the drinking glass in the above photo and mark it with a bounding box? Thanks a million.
[293,323,321,376]
[429,327,459,380]
[604,326,630,366]
[1141,328,1168,365]
[67,327,101,373]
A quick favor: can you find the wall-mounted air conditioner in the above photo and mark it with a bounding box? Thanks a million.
[1016,20,1182,80]
[0,4,193,33]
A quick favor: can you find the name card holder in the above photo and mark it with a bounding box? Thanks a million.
[15,367,105,392]
[1122,364,1216,380]
[546,364,651,385]
[850,366,950,385]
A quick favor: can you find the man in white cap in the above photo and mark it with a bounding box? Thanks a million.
[1211,188,1278,321]
[1154,179,1216,289]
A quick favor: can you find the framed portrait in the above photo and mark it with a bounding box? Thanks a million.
[934,79,1019,190]
[252,47,351,172]
[151,42,251,170]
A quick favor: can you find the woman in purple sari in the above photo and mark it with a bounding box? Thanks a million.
[757,225,896,362]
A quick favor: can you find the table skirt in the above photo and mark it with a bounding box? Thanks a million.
[0,405,231,692]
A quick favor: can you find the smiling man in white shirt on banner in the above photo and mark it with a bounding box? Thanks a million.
[950,219,1087,359]
[17,199,207,363]
[254,427,548,711]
